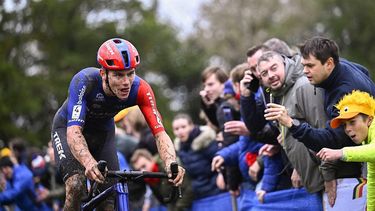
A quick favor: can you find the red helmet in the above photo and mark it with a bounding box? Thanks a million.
[97,38,140,71]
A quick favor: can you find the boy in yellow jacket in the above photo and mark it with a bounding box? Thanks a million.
[317,90,374,210]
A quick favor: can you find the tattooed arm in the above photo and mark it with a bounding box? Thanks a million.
[155,131,185,186]
[67,125,104,183]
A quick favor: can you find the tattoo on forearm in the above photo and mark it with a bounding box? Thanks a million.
[155,132,176,165]
[67,127,94,166]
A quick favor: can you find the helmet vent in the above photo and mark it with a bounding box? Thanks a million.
[106,60,114,66]
[122,51,129,67]
[113,39,122,44]
[136,55,139,63]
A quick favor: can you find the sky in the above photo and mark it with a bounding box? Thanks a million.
[4,0,207,37]
[145,0,208,37]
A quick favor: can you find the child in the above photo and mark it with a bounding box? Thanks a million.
[317,90,374,210]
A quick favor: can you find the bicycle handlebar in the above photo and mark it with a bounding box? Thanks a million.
[97,160,177,180]
[106,170,168,179]
[90,160,182,204]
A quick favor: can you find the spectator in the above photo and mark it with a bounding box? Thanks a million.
[199,66,229,131]
[286,36,375,151]
[173,113,234,210]
[0,156,48,210]
[131,149,194,211]
[267,37,374,208]
[241,51,326,204]
[213,63,288,209]
[263,37,294,57]
[317,90,372,210]
[172,113,221,198]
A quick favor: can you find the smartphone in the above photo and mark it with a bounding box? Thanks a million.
[268,93,278,125]
[246,73,260,92]
[223,107,233,122]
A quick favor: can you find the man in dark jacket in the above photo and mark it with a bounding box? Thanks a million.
[282,37,375,152]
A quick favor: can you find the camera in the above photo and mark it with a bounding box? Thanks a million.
[246,73,260,92]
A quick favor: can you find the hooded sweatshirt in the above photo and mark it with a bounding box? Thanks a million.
[272,55,326,193]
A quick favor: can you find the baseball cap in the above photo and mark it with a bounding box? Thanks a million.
[223,80,235,96]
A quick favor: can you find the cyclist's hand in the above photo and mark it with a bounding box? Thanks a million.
[167,165,185,186]
[85,160,105,183]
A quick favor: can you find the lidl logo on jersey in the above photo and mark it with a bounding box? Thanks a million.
[72,105,82,119]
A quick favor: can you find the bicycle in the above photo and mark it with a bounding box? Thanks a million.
[81,160,182,211]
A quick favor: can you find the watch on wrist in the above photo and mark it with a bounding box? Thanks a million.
[290,119,300,130]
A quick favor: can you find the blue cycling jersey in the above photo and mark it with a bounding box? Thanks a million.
[57,67,164,133]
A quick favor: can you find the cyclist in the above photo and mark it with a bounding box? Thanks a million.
[51,38,185,210]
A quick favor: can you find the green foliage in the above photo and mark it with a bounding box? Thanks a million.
[319,0,375,79]
[3,0,375,147]
[0,0,207,146]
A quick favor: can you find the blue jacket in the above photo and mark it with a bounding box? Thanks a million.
[290,59,375,151]
[177,126,222,199]
[217,135,283,192]
[0,164,46,211]
[240,87,280,145]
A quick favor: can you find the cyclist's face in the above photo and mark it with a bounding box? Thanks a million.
[172,118,194,142]
[103,69,136,100]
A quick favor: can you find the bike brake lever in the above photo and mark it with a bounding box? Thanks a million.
[97,160,107,173]
[86,160,108,200]
[164,162,182,203]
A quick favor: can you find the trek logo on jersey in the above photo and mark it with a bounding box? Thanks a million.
[72,105,82,119]
[77,85,86,105]
[53,132,66,160]
[146,92,163,128]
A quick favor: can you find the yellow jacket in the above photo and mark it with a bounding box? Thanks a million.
[343,120,375,210]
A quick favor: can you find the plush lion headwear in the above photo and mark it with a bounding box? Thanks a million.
[331,90,375,128]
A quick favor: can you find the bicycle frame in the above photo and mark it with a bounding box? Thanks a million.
[82,182,129,211]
